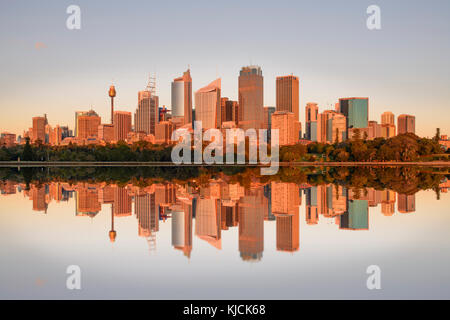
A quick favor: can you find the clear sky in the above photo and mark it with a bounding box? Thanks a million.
[0,0,449,137]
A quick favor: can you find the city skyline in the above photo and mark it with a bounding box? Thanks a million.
[3,65,445,150]
[1,1,449,138]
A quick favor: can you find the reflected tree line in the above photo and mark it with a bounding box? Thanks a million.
[0,166,447,199]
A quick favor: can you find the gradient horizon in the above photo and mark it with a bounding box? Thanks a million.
[0,0,449,137]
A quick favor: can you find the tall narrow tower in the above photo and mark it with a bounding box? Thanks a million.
[109,85,116,124]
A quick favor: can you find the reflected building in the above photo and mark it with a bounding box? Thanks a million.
[381,190,396,216]
[340,199,369,230]
[113,187,132,217]
[76,184,101,217]
[397,193,415,213]
[238,188,265,261]
[171,202,193,258]
[195,197,221,249]
[31,185,47,213]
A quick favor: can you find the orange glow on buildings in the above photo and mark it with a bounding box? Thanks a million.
[238,66,264,130]
[271,111,300,146]
[276,75,299,122]
[398,114,416,135]
[195,78,221,130]
[113,111,132,142]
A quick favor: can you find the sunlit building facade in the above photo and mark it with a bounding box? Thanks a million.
[195,78,221,130]
[171,69,192,126]
[113,111,132,142]
[238,66,264,130]
[276,75,299,122]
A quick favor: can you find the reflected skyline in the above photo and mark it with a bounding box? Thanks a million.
[3,176,440,261]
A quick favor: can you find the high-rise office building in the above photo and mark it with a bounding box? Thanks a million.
[98,124,114,143]
[32,116,46,143]
[238,66,264,130]
[381,123,396,138]
[276,75,299,122]
[381,111,395,125]
[113,111,132,141]
[76,110,101,140]
[380,111,396,138]
[305,103,319,141]
[195,78,221,129]
[397,114,415,134]
[155,121,175,144]
[324,111,347,143]
[271,111,300,146]
[49,125,62,145]
[171,69,192,126]
[135,89,159,135]
[368,121,382,140]
[220,97,238,126]
[339,97,369,132]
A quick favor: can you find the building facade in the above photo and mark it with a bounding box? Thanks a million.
[171,69,192,126]
[276,75,299,122]
[238,66,264,130]
[195,78,221,130]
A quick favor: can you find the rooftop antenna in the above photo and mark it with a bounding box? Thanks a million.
[146,73,156,96]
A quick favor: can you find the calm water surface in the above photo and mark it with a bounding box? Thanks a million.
[1,167,450,299]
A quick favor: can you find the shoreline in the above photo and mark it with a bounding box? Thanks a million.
[0,161,449,167]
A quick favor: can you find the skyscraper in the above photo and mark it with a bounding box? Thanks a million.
[324,111,347,143]
[397,114,415,134]
[113,111,132,141]
[195,78,221,129]
[271,111,300,146]
[76,110,101,140]
[381,111,396,138]
[220,97,238,126]
[171,69,192,126]
[305,103,318,141]
[32,116,46,143]
[339,97,369,132]
[381,111,395,125]
[238,66,264,130]
[276,75,299,122]
[135,89,159,135]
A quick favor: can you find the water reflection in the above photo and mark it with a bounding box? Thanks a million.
[2,170,448,261]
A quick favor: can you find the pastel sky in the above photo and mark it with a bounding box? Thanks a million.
[0,0,449,137]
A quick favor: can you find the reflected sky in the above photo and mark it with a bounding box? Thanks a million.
[1,175,450,299]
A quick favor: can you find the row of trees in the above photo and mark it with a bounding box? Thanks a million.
[306,132,444,162]
[0,133,446,162]
[0,139,173,162]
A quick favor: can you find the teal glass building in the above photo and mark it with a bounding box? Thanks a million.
[339,98,368,130]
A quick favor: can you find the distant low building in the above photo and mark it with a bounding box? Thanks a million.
[0,132,16,147]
